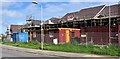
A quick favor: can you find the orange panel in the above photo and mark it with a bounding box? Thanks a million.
[66,29,70,43]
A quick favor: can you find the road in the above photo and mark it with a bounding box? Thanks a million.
[2,48,64,59]
[2,48,55,57]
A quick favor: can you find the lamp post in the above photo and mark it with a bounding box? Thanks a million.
[32,1,44,49]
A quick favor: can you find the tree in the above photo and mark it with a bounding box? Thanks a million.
[1,34,6,41]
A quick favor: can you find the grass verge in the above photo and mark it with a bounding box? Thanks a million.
[1,41,120,56]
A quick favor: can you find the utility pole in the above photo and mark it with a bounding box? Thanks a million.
[109,4,111,45]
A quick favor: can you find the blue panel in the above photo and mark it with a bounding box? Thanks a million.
[18,32,28,42]
[12,33,17,42]
[16,33,19,42]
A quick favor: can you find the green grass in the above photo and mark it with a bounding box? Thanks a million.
[2,41,120,56]
[2,41,41,49]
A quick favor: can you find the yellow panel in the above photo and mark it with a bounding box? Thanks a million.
[66,30,70,43]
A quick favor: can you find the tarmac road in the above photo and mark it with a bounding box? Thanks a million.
[2,48,63,59]
[2,48,55,57]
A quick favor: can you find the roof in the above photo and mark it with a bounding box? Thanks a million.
[61,12,78,22]
[60,5,105,21]
[45,17,61,24]
[99,4,120,17]
[76,5,105,20]
[10,25,25,33]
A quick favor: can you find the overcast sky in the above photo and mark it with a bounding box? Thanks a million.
[0,0,119,34]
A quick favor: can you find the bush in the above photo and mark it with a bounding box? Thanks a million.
[29,40,40,45]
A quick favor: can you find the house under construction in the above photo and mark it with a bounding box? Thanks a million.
[44,4,120,45]
[24,4,120,45]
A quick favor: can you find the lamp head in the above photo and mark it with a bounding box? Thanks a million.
[32,1,38,4]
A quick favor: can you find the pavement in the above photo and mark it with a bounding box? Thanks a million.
[1,44,119,58]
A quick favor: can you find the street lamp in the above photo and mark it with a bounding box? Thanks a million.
[32,1,38,4]
[32,1,44,50]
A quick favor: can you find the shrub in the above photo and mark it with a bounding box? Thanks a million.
[30,40,40,45]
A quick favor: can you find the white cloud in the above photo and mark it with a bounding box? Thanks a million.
[1,2,41,22]
[25,4,39,12]
[0,2,24,19]
[44,5,64,12]
[11,22,25,25]
[0,2,23,8]
[2,10,24,18]
[0,21,2,25]
[22,4,41,20]
[43,3,79,19]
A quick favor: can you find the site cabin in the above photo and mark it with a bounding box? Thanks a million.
[44,28,80,44]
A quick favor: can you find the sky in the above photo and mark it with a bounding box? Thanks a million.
[0,0,119,34]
